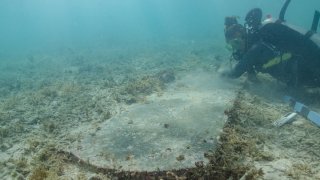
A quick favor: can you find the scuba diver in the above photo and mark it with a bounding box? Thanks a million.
[223,0,320,87]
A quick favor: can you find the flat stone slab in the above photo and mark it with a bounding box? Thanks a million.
[71,71,239,171]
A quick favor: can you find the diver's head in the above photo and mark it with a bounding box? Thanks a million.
[224,16,238,28]
[225,23,247,51]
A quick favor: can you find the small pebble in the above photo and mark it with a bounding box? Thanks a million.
[195,161,204,168]
[128,120,133,124]
[176,155,185,161]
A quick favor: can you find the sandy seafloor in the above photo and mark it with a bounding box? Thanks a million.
[0,40,320,179]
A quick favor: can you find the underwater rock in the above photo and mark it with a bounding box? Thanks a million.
[69,71,239,172]
[176,155,185,161]
[125,97,137,105]
[195,161,204,168]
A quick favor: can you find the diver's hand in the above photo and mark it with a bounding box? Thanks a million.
[218,67,232,78]
[247,72,260,83]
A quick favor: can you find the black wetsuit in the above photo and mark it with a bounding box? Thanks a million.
[230,21,320,87]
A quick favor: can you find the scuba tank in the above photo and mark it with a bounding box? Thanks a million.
[279,0,319,46]
[258,0,320,86]
[245,0,320,51]
[309,10,320,47]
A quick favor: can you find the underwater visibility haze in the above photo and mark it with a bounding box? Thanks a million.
[1,0,318,55]
[0,0,320,179]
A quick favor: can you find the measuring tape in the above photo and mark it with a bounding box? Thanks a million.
[275,96,320,127]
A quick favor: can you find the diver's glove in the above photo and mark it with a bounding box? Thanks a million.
[218,67,233,78]
[247,72,260,83]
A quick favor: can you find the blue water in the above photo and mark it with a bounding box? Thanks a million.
[0,0,318,55]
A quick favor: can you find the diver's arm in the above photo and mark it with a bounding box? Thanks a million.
[228,43,266,78]
[228,59,248,78]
